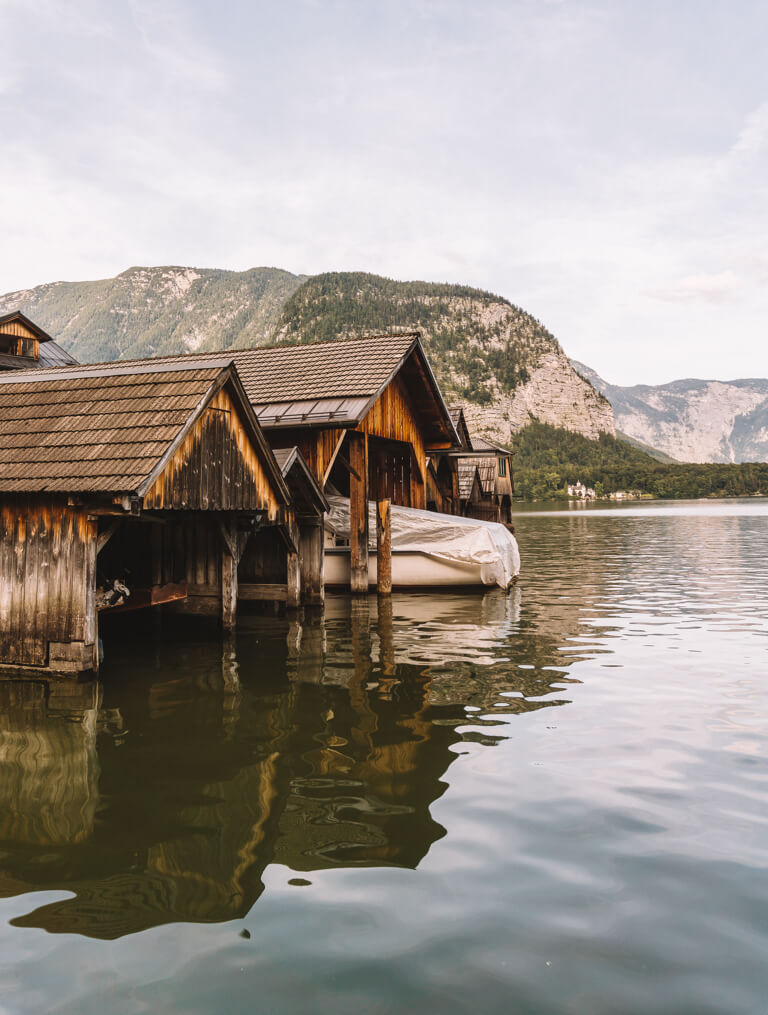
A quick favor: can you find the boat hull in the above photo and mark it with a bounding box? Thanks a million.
[324,547,495,588]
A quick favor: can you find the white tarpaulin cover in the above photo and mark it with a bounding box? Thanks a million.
[325,495,521,589]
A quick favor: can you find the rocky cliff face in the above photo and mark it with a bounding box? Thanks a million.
[573,361,768,463]
[460,349,615,444]
[278,272,617,444]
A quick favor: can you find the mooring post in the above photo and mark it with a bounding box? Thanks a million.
[286,517,301,609]
[376,498,392,596]
[349,432,369,595]
[220,515,238,632]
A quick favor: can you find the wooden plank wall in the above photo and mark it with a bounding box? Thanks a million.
[0,320,39,359]
[0,498,94,669]
[360,375,426,509]
[143,387,282,518]
[268,375,428,508]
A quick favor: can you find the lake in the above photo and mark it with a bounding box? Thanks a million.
[0,499,766,1014]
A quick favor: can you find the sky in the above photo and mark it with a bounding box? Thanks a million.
[0,0,766,385]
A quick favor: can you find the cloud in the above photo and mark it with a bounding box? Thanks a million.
[646,271,743,305]
[0,0,767,384]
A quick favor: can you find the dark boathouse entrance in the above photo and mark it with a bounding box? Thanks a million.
[0,358,293,677]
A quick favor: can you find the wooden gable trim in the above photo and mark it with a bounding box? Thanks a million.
[137,367,290,508]
[352,336,458,447]
[136,371,227,498]
[140,383,286,516]
[0,312,54,344]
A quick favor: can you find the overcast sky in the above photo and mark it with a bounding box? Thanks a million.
[0,0,765,384]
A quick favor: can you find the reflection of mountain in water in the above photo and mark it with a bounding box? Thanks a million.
[0,590,588,939]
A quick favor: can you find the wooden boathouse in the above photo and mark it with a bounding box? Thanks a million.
[453,435,515,523]
[226,332,461,592]
[0,357,326,676]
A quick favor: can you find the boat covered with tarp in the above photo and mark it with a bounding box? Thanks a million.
[324,495,520,590]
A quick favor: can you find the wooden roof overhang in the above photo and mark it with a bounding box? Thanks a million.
[0,358,291,510]
[271,446,330,518]
[447,407,473,450]
[250,334,460,450]
[458,461,483,500]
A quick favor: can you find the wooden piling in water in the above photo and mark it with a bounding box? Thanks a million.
[377,499,392,596]
[349,432,369,595]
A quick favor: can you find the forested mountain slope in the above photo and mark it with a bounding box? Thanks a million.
[0,266,306,363]
[0,266,614,444]
[275,273,615,443]
[514,422,768,501]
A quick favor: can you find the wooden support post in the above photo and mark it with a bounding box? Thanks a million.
[222,550,237,631]
[299,518,325,606]
[377,594,395,676]
[286,517,301,609]
[349,432,369,595]
[220,515,238,631]
[376,499,392,596]
[84,519,99,673]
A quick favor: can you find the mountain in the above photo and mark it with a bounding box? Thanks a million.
[614,430,679,464]
[0,266,306,363]
[275,272,615,443]
[573,361,768,463]
[0,265,615,445]
[514,421,768,501]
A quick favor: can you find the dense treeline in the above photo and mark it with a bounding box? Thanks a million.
[277,272,558,402]
[513,422,768,501]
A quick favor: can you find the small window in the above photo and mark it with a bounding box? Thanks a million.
[498,456,507,477]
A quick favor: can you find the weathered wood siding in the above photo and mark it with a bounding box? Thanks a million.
[0,498,96,669]
[268,376,428,503]
[143,388,282,518]
[0,320,39,359]
[266,429,343,489]
[360,375,426,486]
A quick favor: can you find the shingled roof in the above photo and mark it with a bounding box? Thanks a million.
[0,358,285,497]
[458,461,481,500]
[5,331,459,445]
[233,333,457,444]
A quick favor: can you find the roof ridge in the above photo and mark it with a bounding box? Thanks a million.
[0,357,232,385]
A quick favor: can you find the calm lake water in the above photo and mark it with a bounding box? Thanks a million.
[1,499,767,1014]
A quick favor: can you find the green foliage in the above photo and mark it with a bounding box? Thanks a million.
[513,422,768,501]
[277,271,559,402]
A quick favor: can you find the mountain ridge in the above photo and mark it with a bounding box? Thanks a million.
[573,360,768,463]
[0,265,615,446]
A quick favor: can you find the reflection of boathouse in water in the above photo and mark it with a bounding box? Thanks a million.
[0,610,454,938]
[0,590,579,939]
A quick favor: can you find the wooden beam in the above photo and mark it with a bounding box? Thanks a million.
[98,582,188,613]
[217,517,238,559]
[299,518,324,606]
[376,499,392,596]
[322,429,348,487]
[96,519,122,554]
[348,432,369,595]
[238,583,289,601]
[286,517,301,609]
[222,552,236,631]
[336,451,361,483]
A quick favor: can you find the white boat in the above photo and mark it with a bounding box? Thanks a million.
[324,495,520,590]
